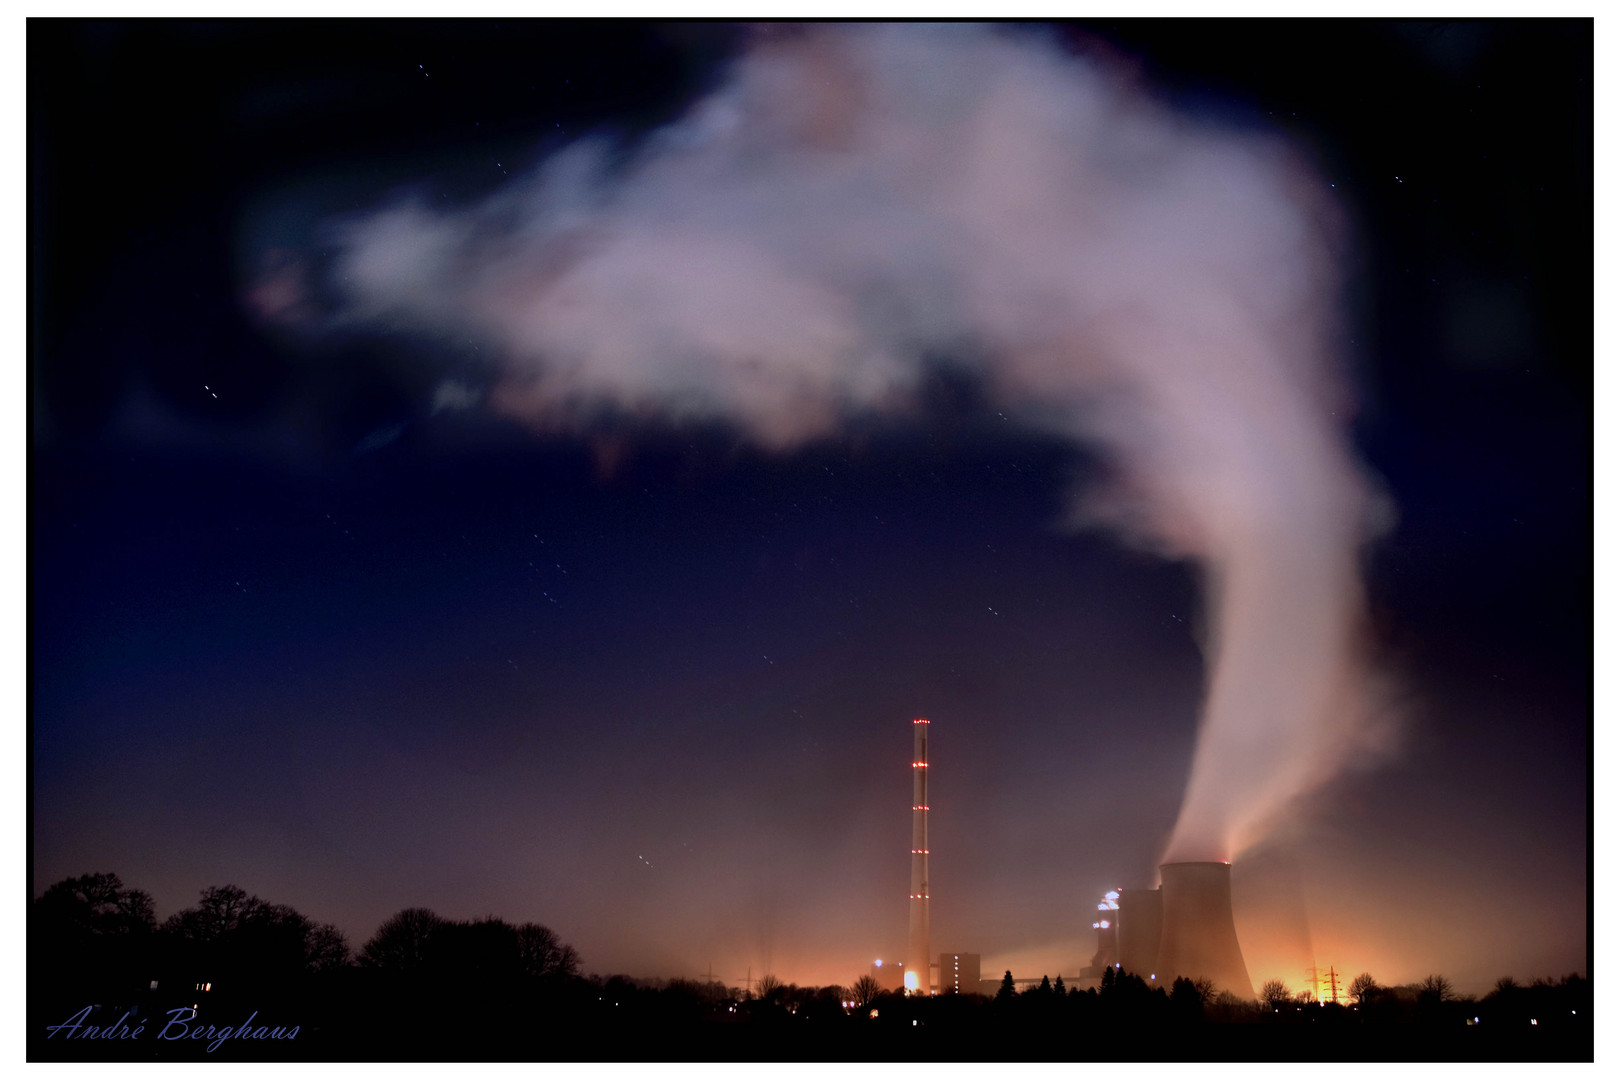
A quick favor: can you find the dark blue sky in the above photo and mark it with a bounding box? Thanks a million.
[30,20,1589,994]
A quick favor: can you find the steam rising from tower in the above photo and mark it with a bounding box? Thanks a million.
[906,717,930,994]
[316,23,1389,863]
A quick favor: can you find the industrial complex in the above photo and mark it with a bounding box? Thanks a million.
[1083,865,1254,998]
[896,717,1255,1000]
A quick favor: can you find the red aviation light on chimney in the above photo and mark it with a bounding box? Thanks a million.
[913,718,929,724]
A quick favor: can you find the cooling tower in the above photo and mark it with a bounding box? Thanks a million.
[1114,887,1163,978]
[1154,861,1254,998]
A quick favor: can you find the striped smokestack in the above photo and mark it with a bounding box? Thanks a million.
[906,717,930,994]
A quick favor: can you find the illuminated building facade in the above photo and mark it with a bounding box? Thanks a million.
[937,951,980,995]
[1084,889,1120,976]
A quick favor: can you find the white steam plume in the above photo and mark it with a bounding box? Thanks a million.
[324,24,1382,862]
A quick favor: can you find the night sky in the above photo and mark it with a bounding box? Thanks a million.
[30,20,1590,997]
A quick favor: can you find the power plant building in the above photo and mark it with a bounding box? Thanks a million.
[870,959,907,993]
[1115,886,1164,978]
[936,952,980,994]
[1085,890,1120,974]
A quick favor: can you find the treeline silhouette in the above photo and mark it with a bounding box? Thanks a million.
[31,872,584,1060]
[30,872,1590,1061]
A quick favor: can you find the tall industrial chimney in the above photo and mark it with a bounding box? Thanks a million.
[1154,861,1254,998]
[906,717,930,994]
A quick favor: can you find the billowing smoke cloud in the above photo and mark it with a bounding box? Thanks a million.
[320,24,1385,862]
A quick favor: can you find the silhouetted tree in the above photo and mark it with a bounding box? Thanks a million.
[754,973,784,1003]
[35,872,156,937]
[1099,969,1156,1017]
[306,923,352,973]
[780,982,812,1014]
[1480,976,1524,1026]
[1209,989,1251,1021]
[33,872,158,997]
[165,884,254,940]
[802,984,847,1021]
[1054,975,1065,995]
[514,921,580,979]
[161,884,348,987]
[360,907,447,972]
[1419,974,1453,1002]
[1191,977,1215,1004]
[995,970,1016,1002]
[851,974,881,1008]
[1170,976,1204,1020]
[431,917,526,983]
[1260,978,1290,1010]
[1349,971,1378,1005]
